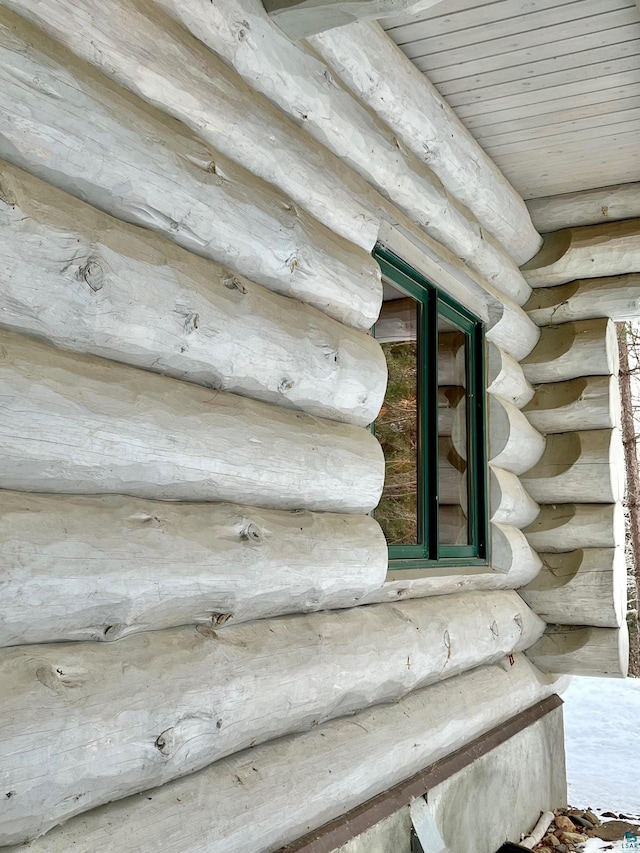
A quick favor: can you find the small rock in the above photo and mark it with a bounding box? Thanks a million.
[570,815,596,830]
[560,831,589,844]
[555,816,575,832]
[535,848,553,853]
[556,844,568,853]
[584,810,601,826]
[601,811,618,819]
[542,833,560,847]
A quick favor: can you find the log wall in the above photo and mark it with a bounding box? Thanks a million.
[0,0,627,847]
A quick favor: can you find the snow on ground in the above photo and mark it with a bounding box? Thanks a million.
[563,675,640,814]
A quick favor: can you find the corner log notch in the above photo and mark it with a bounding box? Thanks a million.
[521,317,618,384]
[0,330,384,512]
[0,593,544,845]
[522,219,640,288]
[0,161,386,427]
[520,548,626,629]
[527,623,629,679]
[0,657,561,853]
[526,274,640,325]
[523,376,620,434]
[524,503,625,554]
[527,182,640,232]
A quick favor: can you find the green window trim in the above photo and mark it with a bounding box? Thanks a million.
[373,246,489,570]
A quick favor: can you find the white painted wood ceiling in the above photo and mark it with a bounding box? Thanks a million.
[382,0,640,200]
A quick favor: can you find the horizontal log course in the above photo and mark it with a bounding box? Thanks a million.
[522,219,640,288]
[0,592,545,844]
[487,342,534,409]
[526,623,629,679]
[1,655,562,853]
[525,274,640,325]
[0,162,386,427]
[521,318,619,385]
[0,7,381,331]
[490,523,543,584]
[152,0,532,304]
[526,182,640,232]
[490,466,540,529]
[0,491,388,648]
[263,0,445,38]
[4,0,384,251]
[309,21,542,266]
[521,430,625,505]
[485,395,546,476]
[524,503,625,554]
[486,298,540,363]
[520,548,626,629]
[523,376,620,435]
[0,330,384,512]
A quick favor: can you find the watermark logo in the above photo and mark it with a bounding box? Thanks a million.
[623,830,639,850]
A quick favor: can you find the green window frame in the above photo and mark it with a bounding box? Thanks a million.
[373,246,489,569]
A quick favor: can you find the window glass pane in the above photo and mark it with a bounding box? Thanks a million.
[373,283,420,546]
[438,315,469,546]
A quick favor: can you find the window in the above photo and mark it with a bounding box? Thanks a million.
[373,247,488,569]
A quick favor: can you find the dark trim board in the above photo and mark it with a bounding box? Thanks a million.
[278,694,563,853]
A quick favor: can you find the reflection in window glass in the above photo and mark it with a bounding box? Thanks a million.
[438,317,469,546]
[373,285,419,545]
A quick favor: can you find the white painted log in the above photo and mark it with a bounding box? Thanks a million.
[521,318,619,385]
[487,342,534,409]
[0,162,385,427]
[438,437,465,505]
[0,593,545,845]
[524,503,625,554]
[309,21,542,266]
[2,0,384,252]
[524,376,620,434]
[151,0,531,305]
[525,274,640,325]
[1,655,562,853]
[486,299,541,363]
[486,396,546,476]
[0,8,380,331]
[0,330,383,512]
[490,523,543,585]
[526,623,629,679]
[521,430,625,505]
[520,548,626,629]
[0,491,388,648]
[522,220,640,288]
[527,183,640,233]
[490,466,540,529]
[438,387,464,437]
[263,0,445,39]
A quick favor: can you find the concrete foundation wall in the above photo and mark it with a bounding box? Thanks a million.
[427,705,567,853]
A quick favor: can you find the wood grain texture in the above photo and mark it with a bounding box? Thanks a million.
[525,274,640,325]
[521,429,625,505]
[522,220,640,288]
[309,20,542,266]
[0,6,381,331]
[524,502,625,554]
[1,0,384,252]
[522,318,619,385]
[2,655,561,853]
[0,491,388,648]
[0,593,544,845]
[0,161,385,426]
[0,331,384,512]
[527,183,640,232]
[520,548,626,628]
[527,623,629,679]
[524,376,620,435]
